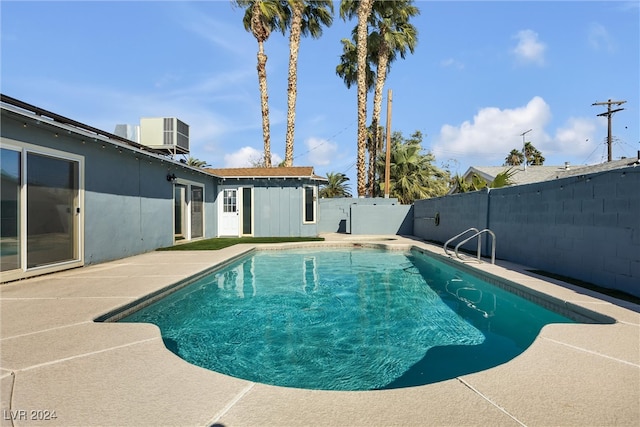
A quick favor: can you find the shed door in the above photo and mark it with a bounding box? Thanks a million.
[219,189,239,236]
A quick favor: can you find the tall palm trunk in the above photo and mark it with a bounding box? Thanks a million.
[284,3,304,167]
[356,0,373,197]
[257,43,272,167]
[368,41,389,197]
[252,2,272,167]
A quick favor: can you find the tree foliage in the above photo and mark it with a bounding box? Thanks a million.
[185,157,209,168]
[375,130,449,204]
[524,142,545,165]
[452,168,516,193]
[504,142,545,166]
[319,172,352,198]
[504,149,524,166]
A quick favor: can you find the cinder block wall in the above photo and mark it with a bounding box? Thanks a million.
[414,166,640,297]
[319,198,404,234]
[350,204,413,235]
[414,191,489,253]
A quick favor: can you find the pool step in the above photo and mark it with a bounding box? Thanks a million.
[401,262,421,274]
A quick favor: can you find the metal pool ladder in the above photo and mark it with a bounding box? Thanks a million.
[444,228,496,264]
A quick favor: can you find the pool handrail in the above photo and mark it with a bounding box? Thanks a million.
[454,228,496,264]
[444,228,480,259]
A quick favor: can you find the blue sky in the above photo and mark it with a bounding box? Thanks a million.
[2,1,638,186]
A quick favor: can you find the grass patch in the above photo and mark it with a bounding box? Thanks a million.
[157,236,325,251]
[528,269,640,305]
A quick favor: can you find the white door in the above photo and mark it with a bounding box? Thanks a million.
[219,189,239,236]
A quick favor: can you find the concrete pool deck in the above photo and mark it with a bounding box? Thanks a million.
[1,234,638,426]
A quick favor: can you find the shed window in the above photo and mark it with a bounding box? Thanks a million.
[303,186,316,224]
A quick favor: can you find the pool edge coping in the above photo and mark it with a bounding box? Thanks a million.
[96,240,620,327]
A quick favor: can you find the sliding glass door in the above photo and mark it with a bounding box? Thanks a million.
[173,181,204,242]
[26,153,80,268]
[0,144,83,278]
[0,148,21,271]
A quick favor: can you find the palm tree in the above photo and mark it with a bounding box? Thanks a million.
[504,149,524,166]
[319,172,352,198]
[338,1,419,197]
[452,168,516,193]
[365,123,383,194]
[490,168,517,188]
[450,173,487,193]
[366,0,419,196]
[185,156,209,168]
[376,131,449,203]
[284,1,334,167]
[234,0,289,167]
[335,32,375,90]
[524,142,545,165]
[530,150,545,165]
[340,0,374,197]
[337,33,380,198]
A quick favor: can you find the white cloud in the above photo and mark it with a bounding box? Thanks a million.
[303,137,338,167]
[223,146,282,167]
[511,29,546,66]
[432,96,552,165]
[550,117,599,159]
[432,97,606,168]
[223,146,261,167]
[588,23,616,53]
[271,152,283,165]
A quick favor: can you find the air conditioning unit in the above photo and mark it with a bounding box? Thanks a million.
[113,124,141,143]
[139,117,189,155]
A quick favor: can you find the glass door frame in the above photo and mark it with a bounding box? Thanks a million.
[174,184,187,240]
[172,177,205,243]
[0,138,84,282]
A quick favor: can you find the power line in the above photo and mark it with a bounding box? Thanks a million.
[592,99,626,162]
[341,162,356,173]
[581,139,603,165]
[613,137,638,159]
[292,119,356,161]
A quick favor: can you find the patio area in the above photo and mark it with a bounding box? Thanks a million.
[1,235,639,426]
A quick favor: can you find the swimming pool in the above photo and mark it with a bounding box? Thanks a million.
[112,247,606,391]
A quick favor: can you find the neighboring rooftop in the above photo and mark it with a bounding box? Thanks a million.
[462,156,640,187]
[206,166,327,181]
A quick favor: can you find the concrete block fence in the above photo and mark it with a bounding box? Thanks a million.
[318,197,412,235]
[414,165,640,297]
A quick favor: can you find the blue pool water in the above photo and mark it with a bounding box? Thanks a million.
[119,248,577,390]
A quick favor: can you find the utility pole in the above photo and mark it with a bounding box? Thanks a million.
[520,129,532,171]
[384,89,392,198]
[592,99,626,162]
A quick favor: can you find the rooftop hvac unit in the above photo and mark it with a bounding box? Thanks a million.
[113,124,140,143]
[140,117,189,155]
